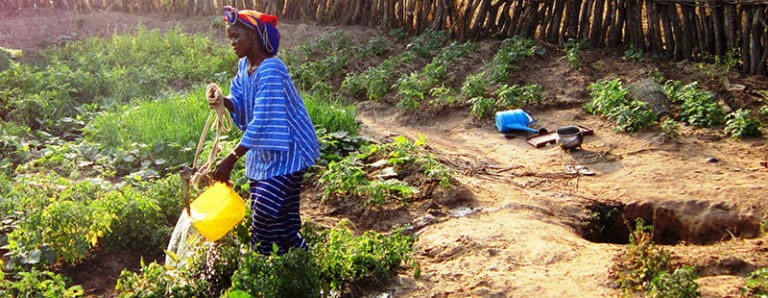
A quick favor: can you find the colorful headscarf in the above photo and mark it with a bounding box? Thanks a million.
[223,6,280,56]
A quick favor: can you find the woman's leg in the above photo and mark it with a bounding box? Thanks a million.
[249,171,306,255]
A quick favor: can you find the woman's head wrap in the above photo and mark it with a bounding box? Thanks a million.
[223,6,280,56]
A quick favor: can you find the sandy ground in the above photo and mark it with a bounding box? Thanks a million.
[3,8,768,298]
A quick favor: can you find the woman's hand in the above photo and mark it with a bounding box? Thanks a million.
[206,83,223,109]
[212,153,237,183]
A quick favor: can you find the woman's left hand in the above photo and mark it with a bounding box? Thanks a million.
[212,154,237,182]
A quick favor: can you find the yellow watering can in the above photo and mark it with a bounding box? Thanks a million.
[189,182,246,242]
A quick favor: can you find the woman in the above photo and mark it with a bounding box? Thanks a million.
[207,6,320,255]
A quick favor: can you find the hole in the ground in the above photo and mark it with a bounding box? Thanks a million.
[578,200,762,245]
[580,201,630,244]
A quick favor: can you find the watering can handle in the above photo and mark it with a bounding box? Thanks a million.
[526,112,534,124]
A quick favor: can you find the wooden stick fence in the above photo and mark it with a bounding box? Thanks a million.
[0,0,766,75]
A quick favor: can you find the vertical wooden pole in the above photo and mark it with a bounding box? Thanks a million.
[548,0,566,44]
[659,3,675,59]
[607,0,625,47]
[711,2,724,57]
[742,7,752,73]
[590,0,605,46]
[723,3,737,55]
[578,0,593,40]
[565,0,582,40]
[650,0,664,54]
[750,8,763,74]
[668,3,684,60]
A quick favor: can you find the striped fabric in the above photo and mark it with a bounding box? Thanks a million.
[229,57,321,180]
[249,171,308,255]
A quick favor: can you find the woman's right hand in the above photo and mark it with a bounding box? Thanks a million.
[206,83,223,109]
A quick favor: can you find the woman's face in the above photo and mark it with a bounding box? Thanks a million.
[226,25,256,58]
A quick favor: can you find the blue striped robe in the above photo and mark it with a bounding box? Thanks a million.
[229,57,320,180]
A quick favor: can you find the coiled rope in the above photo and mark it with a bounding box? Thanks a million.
[180,83,232,216]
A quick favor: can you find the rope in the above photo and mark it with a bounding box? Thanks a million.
[180,83,233,216]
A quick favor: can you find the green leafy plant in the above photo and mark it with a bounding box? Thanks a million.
[429,86,461,107]
[0,268,84,298]
[758,104,768,118]
[316,128,369,165]
[495,84,543,109]
[342,30,447,102]
[470,97,498,120]
[4,178,116,266]
[661,118,680,139]
[395,41,477,111]
[418,154,452,187]
[318,157,369,200]
[663,80,724,128]
[0,26,234,140]
[291,52,349,90]
[358,36,391,58]
[366,179,419,205]
[623,46,645,61]
[612,219,698,297]
[319,135,452,205]
[743,267,768,297]
[585,78,656,132]
[406,29,449,58]
[647,266,700,298]
[724,109,762,139]
[396,72,428,111]
[461,72,490,99]
[561,39,587,70]
[488,37,541,84]
[307,223,416,291]
[115,259,208,298]
[229,248,322,298]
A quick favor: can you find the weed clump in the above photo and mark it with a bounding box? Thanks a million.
[611,219,700,297]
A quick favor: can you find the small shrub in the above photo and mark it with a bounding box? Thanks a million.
[585,79,656,132]
[4,178,116,266]
[461,72,490,99]
[743,267,768,297]
[406,29,449,58]
[663,80,724,128]
[488,37,540,84]
[309,224,416,291]
[470,97,498,120]
[661,118,680,138]
[366,179,419,206]
[561,39,587,70]
[624,46,645,61]
[613,219,671,294]
[316,128,369,165]
[230,248,322,298]
[758,105,768,118]
[115,260,208,298]
[647,266,700,298]
[495,84,543,109]
[318,158,368,200]
[0,268,84,297]
[724,109,762,139]
[429,86,461,107]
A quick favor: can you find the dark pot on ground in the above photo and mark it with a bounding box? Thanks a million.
[556,126,584,150]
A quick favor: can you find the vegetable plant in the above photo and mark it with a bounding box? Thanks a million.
[724,109,762,139]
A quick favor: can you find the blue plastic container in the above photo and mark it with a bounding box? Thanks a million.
[495,109,538,133]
